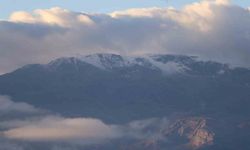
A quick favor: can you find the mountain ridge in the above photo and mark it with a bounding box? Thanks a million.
[13,53,238,77]
[0,53,250,149]
[0,53,249,122]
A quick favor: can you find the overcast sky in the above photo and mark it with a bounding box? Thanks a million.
[0,0,249,74]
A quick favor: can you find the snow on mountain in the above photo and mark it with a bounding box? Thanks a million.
[55,53,192,74]
[48,57,81,67]
[44,53,235,75]
[82,53,129,69]
[145,55,190,74]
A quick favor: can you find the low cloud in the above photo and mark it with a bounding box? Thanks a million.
[0,96,123,145]
[0,95,122,146]
[0,95,40,114]
[1,115,172,144]
[0,0,249,74]
[2,116,122,144]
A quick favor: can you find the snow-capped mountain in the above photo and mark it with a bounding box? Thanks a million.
[48,53,187,73]
[45,53,230,75]
[0,53,250,150]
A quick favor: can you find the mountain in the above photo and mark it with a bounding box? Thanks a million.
[0,53,249,121]
[0,53,250,149]
[67,117,215,150]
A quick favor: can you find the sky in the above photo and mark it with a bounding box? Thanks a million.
[0,1,250,147]
[0,0,249,19]
[0,0,250,74]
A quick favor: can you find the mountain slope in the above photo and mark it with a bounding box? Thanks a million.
[0,53,249,123]
[0,53,250,149]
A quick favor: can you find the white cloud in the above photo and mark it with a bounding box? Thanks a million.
[110,0,227,32]
[215,0,229,5]
[1,115,173,144]
[0,114,211,148]
[3,116,122,143]
[10,7,94,27]
[0,95,40,114]
[0,0,249,74]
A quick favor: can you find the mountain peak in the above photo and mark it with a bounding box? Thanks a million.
[76,53,192,74]
[39,53,235,76]
[82,53,128,69]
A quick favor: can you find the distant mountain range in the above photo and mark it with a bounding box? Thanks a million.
[0,53,250,149]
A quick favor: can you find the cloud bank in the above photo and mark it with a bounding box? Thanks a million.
[0,97,170,145]
[10,7,94,27]
[0,95,39,114]
[0,96,120,145]
[0,95,202,149]
[3,116,121,143]
[1,116,171,145]
[0,0,250,74]
[0,96,123,145]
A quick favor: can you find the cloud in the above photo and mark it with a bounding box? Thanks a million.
[110,0,229,32]
[1,115,172,144]
[0,95,40,114]
[10,7,94,27]
[0,109,205,148]
[2,116,122,143]
[0,0,249,74]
